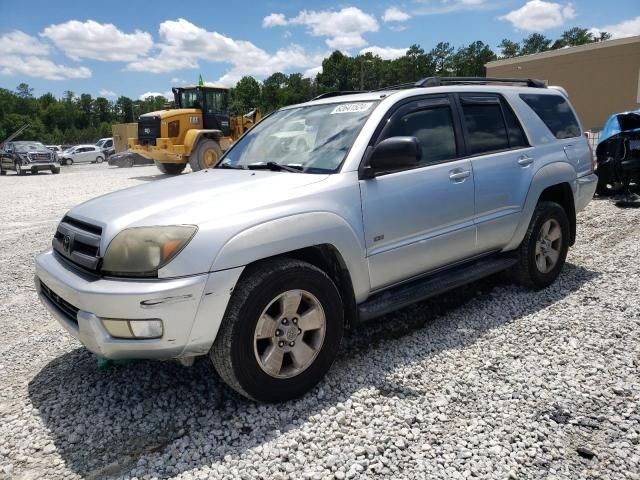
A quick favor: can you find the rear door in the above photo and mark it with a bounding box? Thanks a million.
[456,93,535,253]
[360,95,477,290]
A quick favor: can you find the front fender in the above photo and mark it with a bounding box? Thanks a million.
[183,129,223,156]
[211,212,370,303]
[504,161,577,251]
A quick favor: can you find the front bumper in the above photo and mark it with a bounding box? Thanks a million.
[35,249,243,360]
[23,162,59,170]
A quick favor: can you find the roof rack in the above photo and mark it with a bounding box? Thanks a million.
[312,91,363,100]
[415,77,546,88]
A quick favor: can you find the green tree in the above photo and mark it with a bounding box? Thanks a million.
[521,33,552,55]
[498,39,521,58]
[452,41,497,76]
[430,42,455,75]
[229,76,261,115]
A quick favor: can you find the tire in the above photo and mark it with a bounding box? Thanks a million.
[510,201,570,290]
[188,138,222,172]
[51,166,60,174]
[64,158,73,166]
[95,156,104,164]
[15,163,24,176]
[211,258,344,402]
[0,167,5,176]
[154,161,186,174]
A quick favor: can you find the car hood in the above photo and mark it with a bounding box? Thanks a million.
[68,169,330,241]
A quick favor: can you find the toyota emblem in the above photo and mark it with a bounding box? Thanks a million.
[144,128,151,134]
[63,234,71,252]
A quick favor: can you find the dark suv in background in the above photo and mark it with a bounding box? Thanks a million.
[0,141,60,175]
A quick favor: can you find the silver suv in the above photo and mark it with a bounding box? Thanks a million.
[35,77,597,402]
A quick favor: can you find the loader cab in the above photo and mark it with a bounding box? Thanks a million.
[173,86,231,136]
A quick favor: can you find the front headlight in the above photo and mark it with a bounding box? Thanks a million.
[102,225,197,277]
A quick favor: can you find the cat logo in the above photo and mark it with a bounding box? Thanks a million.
[189,116,200,125]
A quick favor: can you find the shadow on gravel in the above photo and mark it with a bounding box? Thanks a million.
[127,173,172,182]
[28,262,598,478]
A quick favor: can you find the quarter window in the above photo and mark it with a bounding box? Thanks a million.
[386,106,457,166]
[461,99,510,155]
[519,93,581,139]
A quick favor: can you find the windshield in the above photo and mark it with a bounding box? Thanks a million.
[64,146,77,153]
[219,101,378,173]
[96,139,105,147]
[14,142,47,153]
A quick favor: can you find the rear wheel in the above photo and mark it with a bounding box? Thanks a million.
[511,201,569,290]
[189,139,222,172]
[210,258,344,402]
[154,161,186,175]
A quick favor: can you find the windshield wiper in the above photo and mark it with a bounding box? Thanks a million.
[247,162,303,173]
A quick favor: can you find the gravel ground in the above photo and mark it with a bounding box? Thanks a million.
[0,164,638,480]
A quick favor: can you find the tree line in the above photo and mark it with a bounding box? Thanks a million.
[0,27,609,144]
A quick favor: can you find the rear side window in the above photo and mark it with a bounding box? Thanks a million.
[501,99,528,148]
[520,93,580,139]
[460,99,509,155]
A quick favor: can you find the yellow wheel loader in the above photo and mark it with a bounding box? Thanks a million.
[128,86,261,174]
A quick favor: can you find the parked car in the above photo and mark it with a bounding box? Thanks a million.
[1,141,60,175]
[107,151,154,168]
[35,77,597,402]
[96,137,115,158]
[595,109,640,195]
[59,145,106,165]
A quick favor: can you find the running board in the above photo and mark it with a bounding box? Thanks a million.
[357,253,519,323]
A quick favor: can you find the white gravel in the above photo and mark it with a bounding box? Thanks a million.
[0,164,638,480]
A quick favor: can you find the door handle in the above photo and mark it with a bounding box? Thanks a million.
[517,155,534,167]
[448,169,471,182]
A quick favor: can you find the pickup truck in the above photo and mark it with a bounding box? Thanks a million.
[35,77,597,402]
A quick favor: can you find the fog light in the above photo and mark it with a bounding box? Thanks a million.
[129,319,163,338]
[101,318,163,339]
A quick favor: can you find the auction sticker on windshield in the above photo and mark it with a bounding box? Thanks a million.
[331,103,373,114]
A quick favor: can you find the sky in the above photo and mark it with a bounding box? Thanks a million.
[0,0,638,100]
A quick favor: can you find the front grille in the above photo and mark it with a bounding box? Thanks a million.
[29,152,53,163]
[40,281,79,325]
[52,215,103,272]
[137,116,161,146]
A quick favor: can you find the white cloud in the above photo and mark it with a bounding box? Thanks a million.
[382,7,411,22]
[139,91,173,101]
[499,1,576,32]
[303,66,322,78]
[170,77,188,84]
[98,89,117,98]
[263,13,288,27]
[0,31,50,55]
[41,20,153,62]
[282,7,379,50]
[412,0,495,15]
[360,46,408,60]
[589,16,640,39]
[129,19,324,85]
[0,55,91,80]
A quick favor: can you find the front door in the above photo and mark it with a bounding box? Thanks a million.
[360,96,476,290]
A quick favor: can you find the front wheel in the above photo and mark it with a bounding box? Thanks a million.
[510,201,570,290]
[15,163,24,176]
[210,258,344,402]
[154,161,186,174]
[189,139,222,172]
[95,156,104,164]
[51,166,60,174]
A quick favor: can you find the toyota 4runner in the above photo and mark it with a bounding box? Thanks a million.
[35,77,598,402]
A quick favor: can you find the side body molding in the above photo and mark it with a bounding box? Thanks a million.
[210,212,371,303]
[503,161,577,251]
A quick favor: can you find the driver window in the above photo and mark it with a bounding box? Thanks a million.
[386,106,457,166]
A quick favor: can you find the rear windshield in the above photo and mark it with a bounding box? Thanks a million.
[520,93,581,139]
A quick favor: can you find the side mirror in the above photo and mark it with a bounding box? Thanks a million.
[365,136,420,176]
